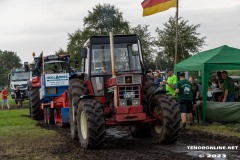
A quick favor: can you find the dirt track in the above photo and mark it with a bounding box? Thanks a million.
[0,106,239,160]
[36,122,240,160]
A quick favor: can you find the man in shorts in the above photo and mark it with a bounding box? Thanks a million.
[2,87,10,110]
[174,72,193,128]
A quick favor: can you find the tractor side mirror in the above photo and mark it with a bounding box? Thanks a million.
[81,48,87,58]
[128,44,139,56]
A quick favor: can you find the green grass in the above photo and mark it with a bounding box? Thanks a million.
[0,109,55,137]
[188,123,240,138]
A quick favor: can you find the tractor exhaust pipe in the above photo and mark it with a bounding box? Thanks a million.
[109,31,116,77]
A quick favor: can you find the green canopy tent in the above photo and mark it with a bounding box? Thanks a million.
[175,45,240,122]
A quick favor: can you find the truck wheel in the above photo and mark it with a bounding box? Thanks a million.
[77,99,105,149]
[151,94,181,143]
[69,79,89,140]
[142,78,156,112]
[30,87,43,120]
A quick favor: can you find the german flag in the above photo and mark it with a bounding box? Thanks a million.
[142,0,176,17]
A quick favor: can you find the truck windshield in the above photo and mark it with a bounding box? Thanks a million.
[91,43,141,74]
[10,72,30,81]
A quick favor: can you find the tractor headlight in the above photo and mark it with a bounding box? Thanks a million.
[132,99,140,106]
[119,100,127,106]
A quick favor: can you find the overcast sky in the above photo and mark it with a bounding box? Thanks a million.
[0,0,240,63]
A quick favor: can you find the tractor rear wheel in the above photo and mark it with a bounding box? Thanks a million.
[77,99,105,149]
[69,79,89,140]
[142,78,156,112]
[29,87,43,120]
[151,94,181,143]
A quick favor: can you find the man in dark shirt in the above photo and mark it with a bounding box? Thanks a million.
[175,72,193,128]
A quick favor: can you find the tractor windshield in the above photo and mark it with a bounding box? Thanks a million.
[91,43,141,74]
[44,61,68,74]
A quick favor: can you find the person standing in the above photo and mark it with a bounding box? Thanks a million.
[174,72,193,128]
[221,71,235,102]
[189,76,200,104]
[163,68,177,96]
[153,70,162,90]
[14,86,23,107]
[2,87,10,110]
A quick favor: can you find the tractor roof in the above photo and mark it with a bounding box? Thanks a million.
[85,34,140,46]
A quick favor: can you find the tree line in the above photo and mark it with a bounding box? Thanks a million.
[1,3,206,87]
[57,3,206,70]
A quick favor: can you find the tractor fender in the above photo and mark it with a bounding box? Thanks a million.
[149,90,168,101]
[77,95,95,104]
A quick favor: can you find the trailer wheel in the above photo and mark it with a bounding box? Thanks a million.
[29,87,43,120]
[44,107,47,124]
[151,94,181,143]
[46,107,55,125]
[69,79,89,140]
[77,99,105,149]
[142,78,156,112]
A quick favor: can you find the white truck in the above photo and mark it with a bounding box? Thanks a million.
[8,66,32,101]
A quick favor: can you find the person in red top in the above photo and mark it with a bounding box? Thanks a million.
[2,87,10,109]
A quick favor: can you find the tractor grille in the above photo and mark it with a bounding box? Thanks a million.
[133,75,141,84]
[116,75,141,84]
[119,86,140,106]
[46,87,57,94]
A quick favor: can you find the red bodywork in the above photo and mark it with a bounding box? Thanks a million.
[41,91,69,125]
[93,75,158,126]
[32,76,41,87]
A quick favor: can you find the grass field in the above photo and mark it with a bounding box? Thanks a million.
[0,109,54,137]
[188,123,240,138]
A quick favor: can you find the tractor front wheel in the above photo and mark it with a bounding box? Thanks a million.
[151,94,181,143]
[77,99,105,149]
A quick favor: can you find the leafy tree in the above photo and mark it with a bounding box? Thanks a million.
[55,48,68,55]
[83,3,130,34]
[0,50,22,86]
[155,16,206,68]
[130,24,154,66]
[67,4,131,69]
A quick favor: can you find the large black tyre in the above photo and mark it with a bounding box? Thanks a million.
[150,94,181,143]
[29,87,43,120]
[69,79,89,140]
[77,99,105,149]
[142,78,156,112]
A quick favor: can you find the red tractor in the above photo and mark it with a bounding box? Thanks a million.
[69,33,181,149]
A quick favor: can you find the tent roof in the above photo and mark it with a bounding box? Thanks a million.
[175,45,240,72]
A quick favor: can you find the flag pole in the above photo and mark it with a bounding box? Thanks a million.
[174,0,179,64]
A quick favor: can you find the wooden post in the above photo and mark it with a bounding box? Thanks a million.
[174,0,179,65]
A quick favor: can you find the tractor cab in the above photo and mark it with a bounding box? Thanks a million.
[81,35,145,122]
[82,35,143,93]
[32,54,71,102]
